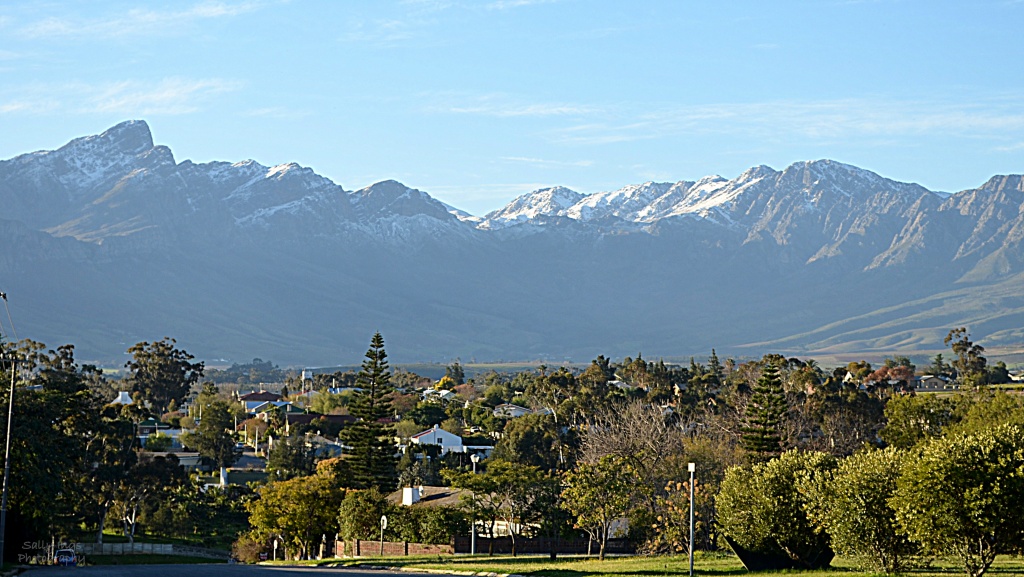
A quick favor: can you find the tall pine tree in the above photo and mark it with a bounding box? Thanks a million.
[343,332,398,491]
[741,362,787,461]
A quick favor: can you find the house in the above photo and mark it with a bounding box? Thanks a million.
[421,389,457,403]
[406,424,494,457]
[916,374,951,389]
[492,403,530,419]
[409,424,464,455]
[239,390,283,413]
[253,400,305,420]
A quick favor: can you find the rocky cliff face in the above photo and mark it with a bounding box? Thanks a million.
[3,121,1023,365]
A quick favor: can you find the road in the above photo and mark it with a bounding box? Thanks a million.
[25,564,448,577]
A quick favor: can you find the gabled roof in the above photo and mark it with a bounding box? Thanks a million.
[254,400,304,413]
[410,424,461,440]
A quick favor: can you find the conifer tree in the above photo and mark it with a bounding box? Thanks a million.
[741,362,787,461]
[343,332,398,491]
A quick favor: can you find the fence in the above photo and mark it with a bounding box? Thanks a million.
[347,536,634,556]
[453,536,634,555]
[74,542,229,560]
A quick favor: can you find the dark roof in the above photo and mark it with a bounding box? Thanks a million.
[240,391,282,402]
[286,413,357,426]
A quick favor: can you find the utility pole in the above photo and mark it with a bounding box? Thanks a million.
[0,356,15,569]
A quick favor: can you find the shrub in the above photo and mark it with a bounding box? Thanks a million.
[717,450,836,569]
[804,447,917,574]
[892,424,1024,577]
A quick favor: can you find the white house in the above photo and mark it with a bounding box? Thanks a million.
[421,389,457,403]
[409,424,465,455]
[492,403,531,418]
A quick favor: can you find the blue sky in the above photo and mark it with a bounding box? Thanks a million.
[1,0,1023,215]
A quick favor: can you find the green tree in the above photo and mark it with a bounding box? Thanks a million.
[182,399,239,481]
[124,337,204,413]
[144,432,173,452]
[341,332,398,491]
[927,353,952,377]
[945,327,987,388]
[1,342,140,544]
[880,393,960,449]
[447,459,545,556]
[717,450,837,569]
[267,434,315,480]
[337,487,389,542]
[562,455,636,561]
[741,363,787,460]
[248,473,344,560]
[893,424,1024,577]
[804,447,917,574]
[491,413,563,471]
[986,360,1011,385]
[116,454,187,543]
[445,360,466,386]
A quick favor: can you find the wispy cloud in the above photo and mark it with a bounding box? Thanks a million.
[340,18,420,46]
[549,97,1024,145]
[501,156,592,168]
[994,141,1024,152]
[433,93,599,117]
[243,106,311,119]
[17,1,265,39]
[487,0,559,10]
[0,102,36,114]
[1,77,240,116]
[85,78,241,115]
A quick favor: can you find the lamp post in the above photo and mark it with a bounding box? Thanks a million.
[470,453,481,555]
[0,356,15,570]
[688,462,696,577]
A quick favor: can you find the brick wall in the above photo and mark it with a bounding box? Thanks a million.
[351,539,454,556]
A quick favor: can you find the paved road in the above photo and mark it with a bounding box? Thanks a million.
[25,564,447,577]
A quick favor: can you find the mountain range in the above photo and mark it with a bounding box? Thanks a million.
[2,120,1023,366]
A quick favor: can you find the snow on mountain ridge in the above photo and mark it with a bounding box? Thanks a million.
[480,186,584,230]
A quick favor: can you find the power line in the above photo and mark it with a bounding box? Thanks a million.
[0,292,16,343]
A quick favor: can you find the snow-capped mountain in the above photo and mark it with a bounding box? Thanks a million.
[481,186,584,229]
[3,121,1024,365]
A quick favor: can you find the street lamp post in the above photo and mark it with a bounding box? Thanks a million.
[688,462,696,577]
[470,453,481,555]
[0,356,15,570]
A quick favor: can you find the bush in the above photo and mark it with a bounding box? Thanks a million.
[805,447,917,574]
[893,424,1024,577]
[232,533,267,564]
[717,450,836,569]
[145,433,173,452]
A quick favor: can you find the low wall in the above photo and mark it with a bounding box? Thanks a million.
[350,539,453,556]
[453,536,634,555]
[75,542,229,560]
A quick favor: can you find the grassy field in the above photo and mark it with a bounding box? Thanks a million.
[274,552,1024,577]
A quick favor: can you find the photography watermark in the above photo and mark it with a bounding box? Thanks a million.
[18,540,79,564]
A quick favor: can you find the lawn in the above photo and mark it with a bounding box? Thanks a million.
[280,552,1024,577]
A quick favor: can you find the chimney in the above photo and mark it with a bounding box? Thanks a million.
[402,487,421,506]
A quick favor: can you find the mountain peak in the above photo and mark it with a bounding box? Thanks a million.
[94,120,154,154]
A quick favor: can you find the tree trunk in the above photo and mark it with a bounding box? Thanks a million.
[599,524,607,561]
[97,504,108,544]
